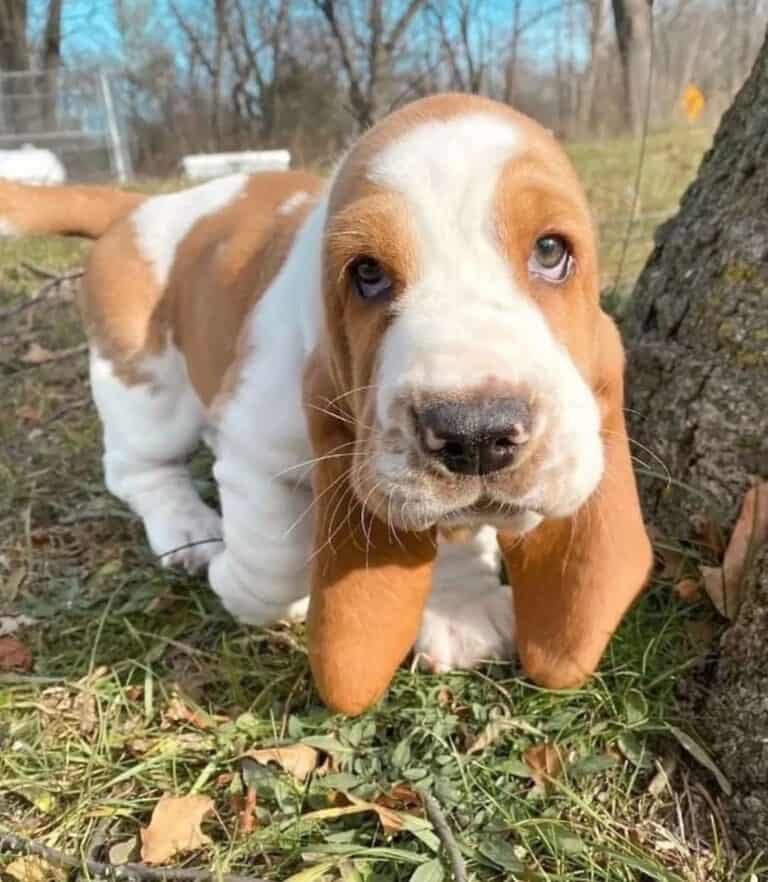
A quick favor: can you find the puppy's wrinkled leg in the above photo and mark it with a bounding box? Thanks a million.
[415,527,515,672]
[91,347,221,573]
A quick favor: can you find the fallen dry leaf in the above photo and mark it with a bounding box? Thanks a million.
[690,512,726,557]
[700,482,768,619]
[5,856,66,882]
[657,545,687,581]
[243,743,321,782]
[467,718,515,754]
[161,694,211,731]
[377,784,423,811]
[0,635,32,671]
[232,784,258,836]
[108,838,139,866]
[74,690,98,734]
[20,342,55,364]
[0,614,36,637]
[16,404,41,424]
[140,793,214,864]
[674,578,703,604]
[523,743,563,794]
[302,791,410,836]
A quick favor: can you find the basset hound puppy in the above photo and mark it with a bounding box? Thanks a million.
[1,94,652,714]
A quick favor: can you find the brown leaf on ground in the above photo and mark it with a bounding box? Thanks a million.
[466,718,515,754]
[0,635,32,671]
[674,578,703,603]
[523,743,563,794]
[700,481,768,619]
[302,791,410,836]
[690,512,727,557]
[139,793,214,864]
[20,342,55,364]
[5,856,66,882]
[161,694,211,730]
[74,690,98,734]
[0,614,36,637]
[232,785,258,836]
[377,784,423,811]
[243,743,322,782]
[658,546,687,581]
[16,404,41,424]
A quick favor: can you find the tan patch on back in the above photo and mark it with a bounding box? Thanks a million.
[168,172,321,406]
[80,223,164,384]
[80,171,323,399]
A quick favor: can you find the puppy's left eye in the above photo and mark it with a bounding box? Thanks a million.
[350,257,394,300]
[529,235,572,283]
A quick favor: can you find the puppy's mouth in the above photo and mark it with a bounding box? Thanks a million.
[436,495,536,527]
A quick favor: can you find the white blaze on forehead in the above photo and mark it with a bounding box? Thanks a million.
[369,113,520,252]
[133,174,247,286]
[369,111,550,397]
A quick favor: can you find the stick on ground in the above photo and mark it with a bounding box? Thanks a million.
[0,832,266,882]
[421,792,468,882]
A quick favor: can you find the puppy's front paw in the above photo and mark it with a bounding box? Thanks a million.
[146,503,223,574]
[415,584,516,673]
[207,552,305,626]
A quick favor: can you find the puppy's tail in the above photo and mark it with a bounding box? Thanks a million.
[0,179,146,240]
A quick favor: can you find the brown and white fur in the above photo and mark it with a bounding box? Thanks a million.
[1,94,652,714]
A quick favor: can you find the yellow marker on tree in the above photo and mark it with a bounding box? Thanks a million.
[682,84,705,123]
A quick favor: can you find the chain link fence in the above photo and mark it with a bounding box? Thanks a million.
[0,68,132,183]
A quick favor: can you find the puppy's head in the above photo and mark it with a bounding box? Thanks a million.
[315,93,613,534]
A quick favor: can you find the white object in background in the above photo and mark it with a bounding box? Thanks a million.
[180,150,290,181]
[0,144,67,185]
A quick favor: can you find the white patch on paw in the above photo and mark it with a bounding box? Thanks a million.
[146,502,223,574]
[415,583,516,672]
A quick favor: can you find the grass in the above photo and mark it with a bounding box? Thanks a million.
[566,125,715,298]
[1,126,763,882]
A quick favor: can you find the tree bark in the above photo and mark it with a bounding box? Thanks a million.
[623,27,768,848]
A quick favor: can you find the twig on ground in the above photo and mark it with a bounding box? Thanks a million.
[19,342,88,367]
[421,792,467,882]
[21,261,78,280]
[156,538,224,560]
[0,831,266,882]
[40,397,88,426]
[0,269,83,322]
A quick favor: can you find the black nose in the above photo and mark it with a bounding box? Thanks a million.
[416,398,532,476]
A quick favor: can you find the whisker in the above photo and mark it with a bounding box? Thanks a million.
[272,444,361,480]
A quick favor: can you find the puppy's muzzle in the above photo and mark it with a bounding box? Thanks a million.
[415,397,532,476]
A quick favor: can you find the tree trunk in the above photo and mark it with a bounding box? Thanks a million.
[41,0,62,127]
[0,0,26,71]
[611,0,651,134]
[623,28,768,848]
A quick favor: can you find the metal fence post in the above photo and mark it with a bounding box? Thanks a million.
[99,71,132,183]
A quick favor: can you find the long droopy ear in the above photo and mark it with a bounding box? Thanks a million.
[498,314,652,689]
[303,351,437,715]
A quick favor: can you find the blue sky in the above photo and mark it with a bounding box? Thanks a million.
[27,0,583,71]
